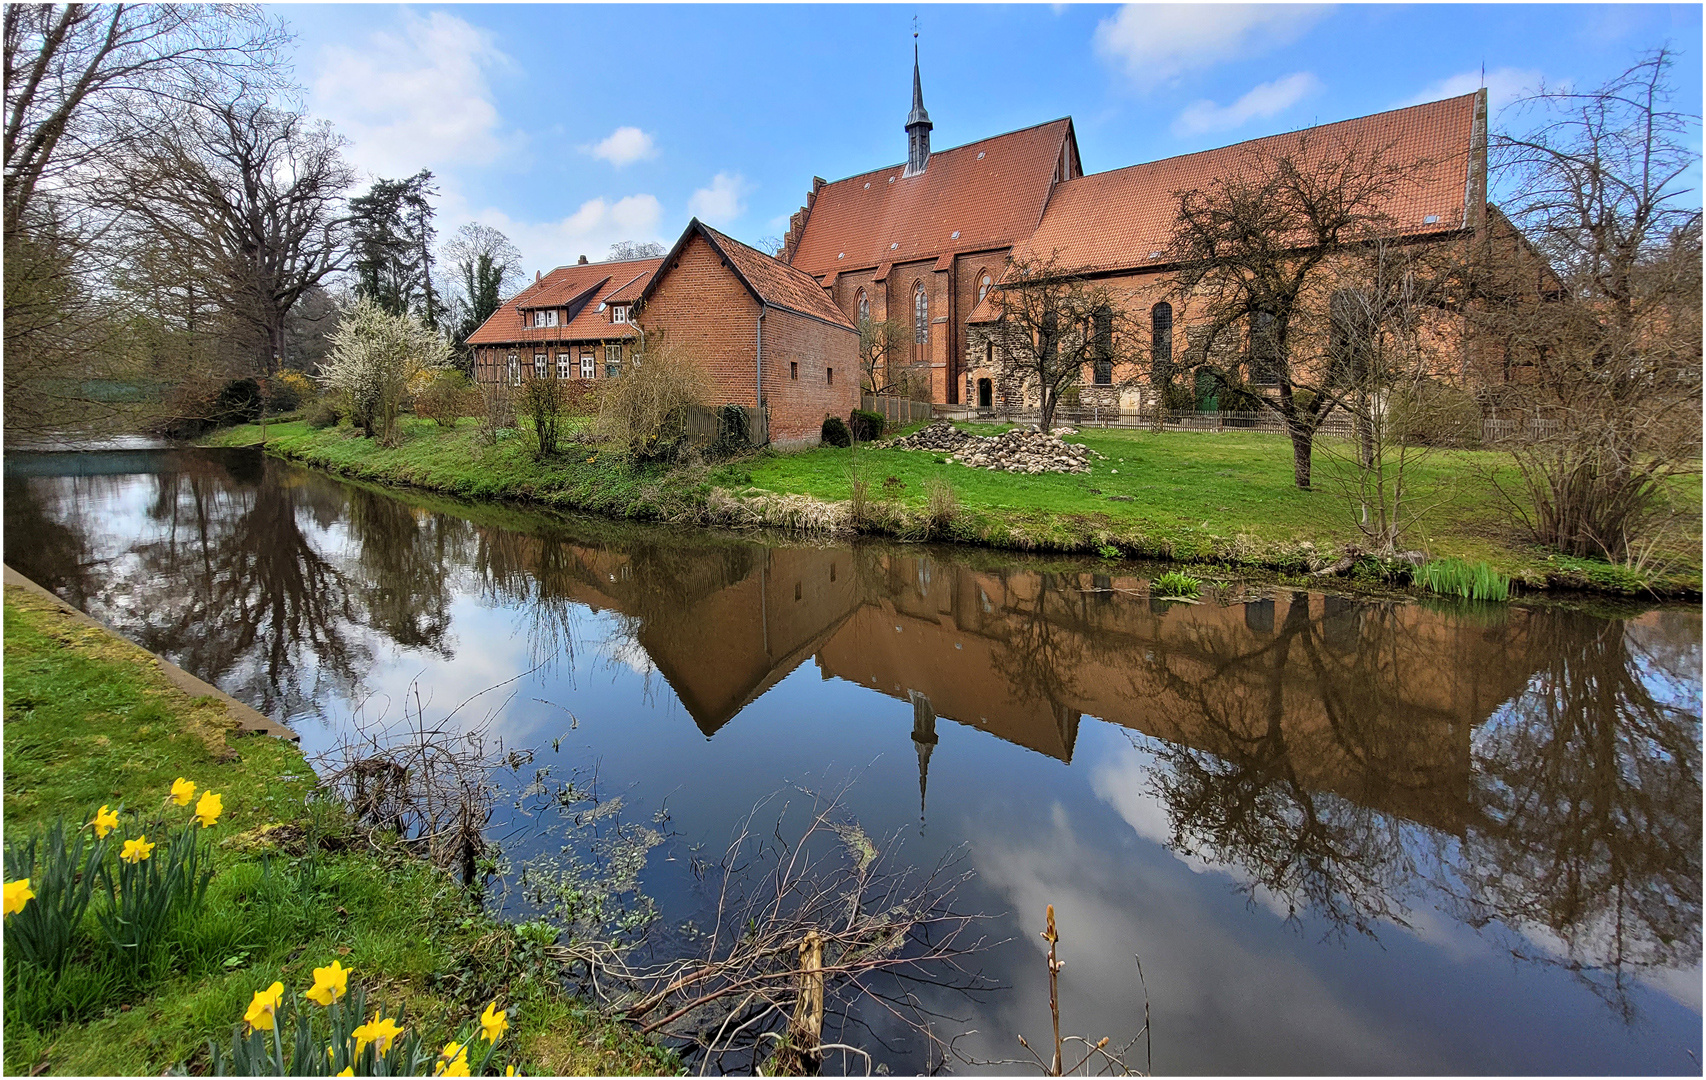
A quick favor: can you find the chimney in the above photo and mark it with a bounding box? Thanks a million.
[535,270,541,283]
[577,254,589,265]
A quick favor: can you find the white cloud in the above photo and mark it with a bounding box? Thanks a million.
[583,126,658,167]
[1400,67,1545,119]
[312,10,517,179]
[469,195,666,274]
[687,172,752,226]
[1173,72,1322,136]
[1094,4,1330,91]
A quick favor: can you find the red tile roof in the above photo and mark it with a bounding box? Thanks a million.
[466,257,662,346]
[1015,94,1481,275]
[787,118,1077,277]
[645,220,855,330]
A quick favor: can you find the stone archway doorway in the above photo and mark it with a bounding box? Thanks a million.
[977,378,993,409]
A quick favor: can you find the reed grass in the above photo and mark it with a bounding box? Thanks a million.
[1416,558,1511,602]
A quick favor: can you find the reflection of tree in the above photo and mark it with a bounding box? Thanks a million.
[344,487,469,656]
[2,477,101,607]
[1138,593,1417,935]
[127,464,368,724]
[1450,610,1702,1017]
[991,572,1095,760]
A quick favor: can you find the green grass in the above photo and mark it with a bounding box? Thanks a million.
[2,586,678,1077]
[203,417,1702,596]
[1415,558,1512,602]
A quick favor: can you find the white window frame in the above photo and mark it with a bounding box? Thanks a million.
[580,350,595,380]
[508,354,520,385]
[557,352,571,380]
[532,310,544,328]
[534,353,548,379]
[611,305,627,324]
[604,341,623,378]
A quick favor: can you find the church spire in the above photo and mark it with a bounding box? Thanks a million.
[904,34,932,177]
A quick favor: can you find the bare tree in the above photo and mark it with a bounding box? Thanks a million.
[4,4,288,231]
[443,222,523,367]
[607,239,664,261]
[987,252,1142,433]
[752,235,785,258]
[1470,49,1703,564]
[1169,132,1413,489]
[857,314,908,395]
[3,4,289,440]
[1315,241,1471,554]
[108,97,354,378]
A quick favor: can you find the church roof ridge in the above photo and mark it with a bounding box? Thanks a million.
[816,116,1074,189]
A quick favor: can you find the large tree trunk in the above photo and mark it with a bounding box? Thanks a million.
[1288,422,1314,490]
[1039,385,1056,433]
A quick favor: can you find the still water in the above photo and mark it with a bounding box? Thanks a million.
[4,447,1701,1074]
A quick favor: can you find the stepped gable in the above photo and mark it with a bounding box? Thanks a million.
[650,219,855,329]
[787,118,1078,277]
[1015,94,1484,276]
[466,256,662,346]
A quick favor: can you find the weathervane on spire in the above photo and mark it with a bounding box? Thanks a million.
[904,13,932,176]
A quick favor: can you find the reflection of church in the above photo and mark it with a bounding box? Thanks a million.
[492,529,1549,834]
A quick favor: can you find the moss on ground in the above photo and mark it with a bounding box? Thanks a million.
[203,417,1702,597]
[2,586,678,1077]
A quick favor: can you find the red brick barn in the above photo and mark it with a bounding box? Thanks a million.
[636,219,859,448]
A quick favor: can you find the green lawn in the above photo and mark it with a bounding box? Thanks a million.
[204,417,1701,595]
[2,586,678,1076]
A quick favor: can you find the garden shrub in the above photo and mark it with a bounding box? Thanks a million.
[418,370,472,429]
[213,379,264,428]
[1390,379,1483,447]
[848,409,886,442]
[820,415,852,448]
[714,403,752,455]
[517,377,568,458]
[305,397,340,429]
[593,336,710,461]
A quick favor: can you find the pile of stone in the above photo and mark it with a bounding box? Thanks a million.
[952,426,1097,474]
[891,420,971,453]
[894,420,1098,474]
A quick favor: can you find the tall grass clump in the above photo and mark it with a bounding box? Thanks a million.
[923,477,958,536]
[1152,570,1202,598]
[1416,557,1511,601]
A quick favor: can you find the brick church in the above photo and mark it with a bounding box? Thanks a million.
[471,48,1488,441]
[777,47,1488,411]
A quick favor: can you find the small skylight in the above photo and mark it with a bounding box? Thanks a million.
[864,182,870,189]
[977,152,986,160]
[888,176,896,183]
[890,242,899,249]
[837,252,844,259]
[1423,214,1441,224]
[951,231,960,239]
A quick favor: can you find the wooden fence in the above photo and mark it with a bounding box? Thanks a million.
[685,404,769,447]
[861,393,934,428]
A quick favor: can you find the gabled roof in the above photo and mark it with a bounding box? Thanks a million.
[787,118,1078,276]
[1015,94,1482,275]
[466,257,662,346]
[643,219,856,331]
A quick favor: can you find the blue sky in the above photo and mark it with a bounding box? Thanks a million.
[273,3,1703,274]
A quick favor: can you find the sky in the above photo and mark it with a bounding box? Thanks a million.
[271,3,1704,275]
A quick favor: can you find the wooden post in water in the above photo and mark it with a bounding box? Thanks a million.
[788,929,825,1070]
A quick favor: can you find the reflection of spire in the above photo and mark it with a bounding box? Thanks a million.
[910,690,938,824]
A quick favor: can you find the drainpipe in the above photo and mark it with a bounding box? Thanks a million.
[756,303,767,408]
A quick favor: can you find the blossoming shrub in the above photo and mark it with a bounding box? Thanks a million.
[211,965,514,1077]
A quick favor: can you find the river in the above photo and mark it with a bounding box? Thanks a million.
[4,446,1700,1074]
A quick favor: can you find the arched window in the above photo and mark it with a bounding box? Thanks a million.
[977,270,993,305]
[856,288,869,323]
[1092,306,1114,385]
[1150,303,1173,374]
[1250,310,1282,386]
[913,283,929,344]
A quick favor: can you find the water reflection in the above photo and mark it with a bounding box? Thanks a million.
[5,450,1700,1069]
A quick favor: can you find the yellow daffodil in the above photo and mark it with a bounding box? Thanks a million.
[194,790,223,829]
[170,777,197,806]
[90,804,119,838]
[4,878,35,918]
[120,836,155,864]
[336,1069,353,1077]
[353,1013,404,1057]
[506,1067,522,1076]
[304,958,350,1006]
[434,1040,471,1077]
[480,1001,508,1044]
[244,982,285,1031]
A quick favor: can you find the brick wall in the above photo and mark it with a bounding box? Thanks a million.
[639,232,858,446]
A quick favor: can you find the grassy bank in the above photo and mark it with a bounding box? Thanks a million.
[204,417,1701,596]
[2,584,677,1076]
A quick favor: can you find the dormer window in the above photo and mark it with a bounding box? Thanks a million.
[611,305,628,324]
[531,310,559,328]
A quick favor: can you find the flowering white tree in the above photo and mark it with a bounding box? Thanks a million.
[319,298,449,446]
